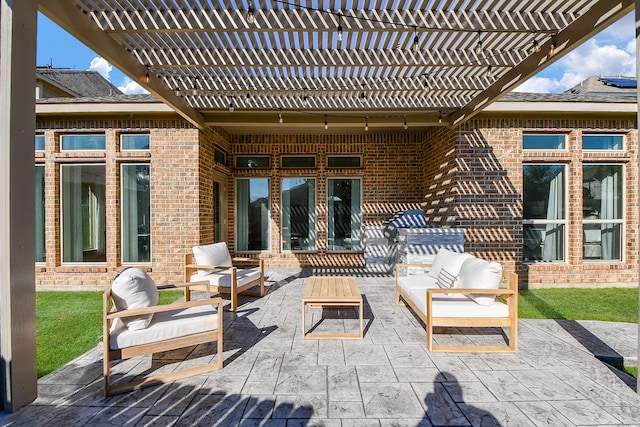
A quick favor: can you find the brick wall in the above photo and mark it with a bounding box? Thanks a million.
[228,133,425,267]
[445,117,639,287]
[35,117,202,286]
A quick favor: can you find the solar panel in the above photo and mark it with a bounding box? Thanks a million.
[601,78,637,88]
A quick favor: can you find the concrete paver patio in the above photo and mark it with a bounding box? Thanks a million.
[2,268,639,426]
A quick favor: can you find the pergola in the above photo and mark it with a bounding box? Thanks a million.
[0,0,638,412]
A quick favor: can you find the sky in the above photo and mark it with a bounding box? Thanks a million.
[36,11,637,95]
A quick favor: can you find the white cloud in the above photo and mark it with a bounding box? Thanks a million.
[513,76,563,93]
[88,57,112,80]
[118,77,149,95]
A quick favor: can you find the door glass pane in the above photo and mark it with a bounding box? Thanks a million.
[327,178,361,251]
[282,178,316,251]
[35,166,45,262]
[61,164,106,262]
[236,178,270,251]
[122,164,151,263]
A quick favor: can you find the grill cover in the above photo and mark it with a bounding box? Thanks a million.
[383,209,428,240]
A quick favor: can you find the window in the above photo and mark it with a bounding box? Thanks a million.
[327,155,362,169]
[582,134,624,150]
[35,165,45,263]
[282,178,316,251]
[121,134,150,151]
[35,135,45,151]
[236,178,270,251]
[327,178,362,251]
[281,155,316,169]
[61,164,106,263]
[523,134,566,150]
[121,164,151,263]
[214,147,227,165]
[235,155,270,169]
[522,164,566,262]
[583,164,623,261]
[60,134,106,151]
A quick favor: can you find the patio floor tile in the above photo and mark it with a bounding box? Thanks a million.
[1,267,638,426]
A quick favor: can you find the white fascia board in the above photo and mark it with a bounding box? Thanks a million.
[36,102,174,114]
[486,101,637,113]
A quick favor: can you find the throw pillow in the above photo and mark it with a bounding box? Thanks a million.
[192,242,233,276]
[111,267,159,330]
[428,248,473,279]
[435,268,458,289]
[457,257,503,306]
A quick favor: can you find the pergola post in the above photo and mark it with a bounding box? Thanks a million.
[0,0,38,412]
[636,0,640,396]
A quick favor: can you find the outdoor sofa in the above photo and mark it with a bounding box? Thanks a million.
[396,248,518,352]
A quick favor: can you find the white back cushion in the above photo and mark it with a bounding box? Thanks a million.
[458,258,503,306]
[111,268,159,330]
[192,242,233,276]
[428,248,473,279]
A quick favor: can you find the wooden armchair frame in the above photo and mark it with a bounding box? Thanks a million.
[103,282,223,396]
[184,253,265,311]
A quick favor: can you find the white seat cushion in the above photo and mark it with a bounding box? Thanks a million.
[109,304,218,350]
[192,243,233,276]
[111,268,159,330]
[398,275,439,293]
[404,288,508,318]
[427,248,473,279]
[190,267,262,288]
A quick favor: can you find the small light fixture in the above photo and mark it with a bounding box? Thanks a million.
[360,91,366,100]
[549,35,557,56]
[302,94,309,108]
[247,4,255,24]
[229,99,234,112]
[191,77,199,96]
[365,116,369,132]
[140,68,150,84]
[474,31,483,55]
[324,114,328,130]
[438,111,442,124]
[486,64,493,78]
[278,108,283,124]
[337,15,343,42]
[174,88,181,96]
[403,116,408,130]
[532,39,541,53]
[412,26,419,52]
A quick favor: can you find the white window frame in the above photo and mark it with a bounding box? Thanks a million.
[326,177,363,253]
[280,177,317,253]
[235,177,271,253]
[120,133,151,152]
[120,163,152,265]
[59,163,107,265]
[522,163,568,263]
[582,163,625,263]
[60,133,106,152]
[522,133,568,151]
[581,133,625,152]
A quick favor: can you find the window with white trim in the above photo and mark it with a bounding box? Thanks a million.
[281,178,316,251]
[327,178,362,251]
[522,164,567,262]
[583,164,623,261]
[236,178,270,251]
[121,164,151,263]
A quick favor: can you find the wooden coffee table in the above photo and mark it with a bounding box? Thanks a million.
[301,276,363,339]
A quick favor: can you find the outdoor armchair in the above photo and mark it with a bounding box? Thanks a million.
[103,267,223,396]
[185,242,265,311]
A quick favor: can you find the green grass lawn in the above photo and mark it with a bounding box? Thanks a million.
[36,290,183,378]
[519,288,638,323]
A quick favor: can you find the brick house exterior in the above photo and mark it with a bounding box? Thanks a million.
[34,81,639,289]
